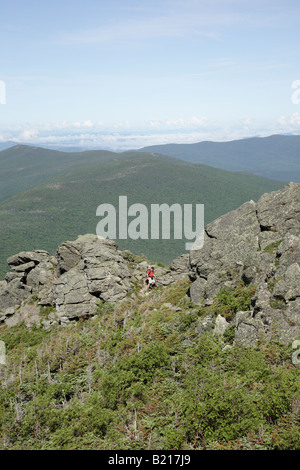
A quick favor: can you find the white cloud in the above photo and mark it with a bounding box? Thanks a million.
[276,112,300,130]
[240,116,252,127]
[290,112,300,127]
[113,121,132,129]
[277,115,286,126]
[16,129,39,142]
[165,117,208,127]
[83,120,94,128]
[147,116,207,129]
[30,120,105,132]
[71,122,82,128]
[0,132,12,142]
[3,114,300,152]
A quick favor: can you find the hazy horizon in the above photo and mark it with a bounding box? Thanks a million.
[1,1,300,151]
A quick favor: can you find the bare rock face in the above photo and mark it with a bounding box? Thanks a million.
[0,233,191,327]
[189,182,300,346]
[0,235,135,326]
[0,250,52,311]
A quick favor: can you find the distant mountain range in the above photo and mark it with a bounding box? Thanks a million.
[0,145,127,202]
[139,134,300,182]
[0,144,286,278]
[0,141,88,152]
[2,133,299,182]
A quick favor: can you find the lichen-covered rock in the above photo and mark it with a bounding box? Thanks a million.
[0,278,32,310]
[7,250,50,268]
[0,235,136,325]
[190,182,300,345]
[0,233,192,327]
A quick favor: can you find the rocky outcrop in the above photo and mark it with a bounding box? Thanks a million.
[1,183,299,347]
[189,182,300,346]
[0,235,133,326]
[0,234,190,328]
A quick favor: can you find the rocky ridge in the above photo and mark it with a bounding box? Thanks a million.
[190,182,300,346]
[0,234,189,328]
[0,182,299,347]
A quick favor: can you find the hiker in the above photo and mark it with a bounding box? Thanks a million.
[146,266,156,289]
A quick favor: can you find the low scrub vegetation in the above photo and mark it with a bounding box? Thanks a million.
[0,278,299,450]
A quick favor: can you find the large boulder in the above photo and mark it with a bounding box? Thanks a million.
[0,232,193,328]
[0,235,134,326]
[0,250,53,311]
[189,182,300,345]
[189,199,259,301]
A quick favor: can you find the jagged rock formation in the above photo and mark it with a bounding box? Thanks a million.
[0,183,299,347]
[0,234,189,328]
[190,182,300,346]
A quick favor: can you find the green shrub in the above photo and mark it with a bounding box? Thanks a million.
[0,279,299,451]
[213,284,256,320]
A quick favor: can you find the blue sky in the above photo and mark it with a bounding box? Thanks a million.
[1,0,300,149]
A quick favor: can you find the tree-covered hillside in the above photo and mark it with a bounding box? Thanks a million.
[140,134,300,182]
[0,149,285,279]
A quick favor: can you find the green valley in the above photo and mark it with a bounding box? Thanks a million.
[0,145,285,279]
